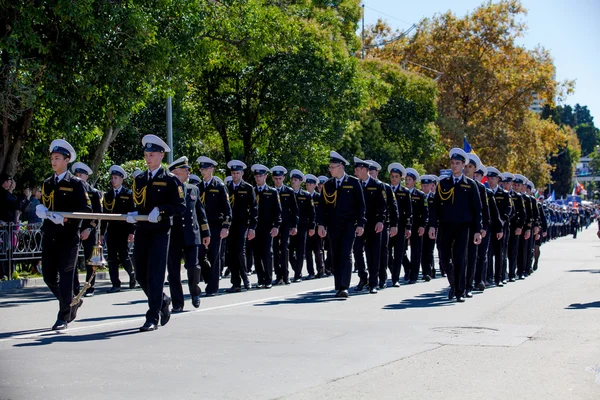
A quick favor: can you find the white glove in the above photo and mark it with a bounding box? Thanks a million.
[35,204,48,219]
[47,212,65,225]
[148,207,160,223]
[126,211,138,224]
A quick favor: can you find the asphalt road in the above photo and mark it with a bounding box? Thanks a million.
[1,227,599,400]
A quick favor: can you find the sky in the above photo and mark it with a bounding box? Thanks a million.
[361,0,600,123]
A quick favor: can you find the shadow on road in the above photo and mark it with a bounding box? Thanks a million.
[567,269,600,274]
[12,328,140,347]
[565,301,600,310]
[0,328,53,340]
[77,313,146,322]
[383,289,455,310]
[0,287,55,308]
[253,289,369,306]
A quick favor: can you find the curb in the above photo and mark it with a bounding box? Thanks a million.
[0,269,131,292]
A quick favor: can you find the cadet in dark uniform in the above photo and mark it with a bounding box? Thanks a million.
[428,148,482,302]
[304,174,325,278]
[271,166,299,285]
[352,157,386,294]
[318,175,333,276]
[36,139,92,330]
[464,154,490,297]
[402,168,428,284]
[485,167,512,290]
[102,165,136,293]
[70,162,103,297]
[130,135,186,332]
[366,161,399,289]
[501,172,525,284]
[514,174,533,280]
[420,175,437,281]
[317,152,366,298]
[289,169,315,281]
[225,160,257,292]
[525,180,541,274]
[167,156,210,311]
[387,163,412,287]
[251,164,282,288]
[196,156,232,296]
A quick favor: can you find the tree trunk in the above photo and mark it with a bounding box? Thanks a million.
[89,124,122,184]
[1,109,34,176]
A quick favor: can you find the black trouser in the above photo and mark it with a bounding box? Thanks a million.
[106,228,134,288]
[438,223,470,297]
[466,231,480,291]
[327,222,356,291]
[167,234,200,309]
[407,227,423,281]
[354,223,382,288]
[525,231,535,273]
[73,231,96,295]
[273,222,291,281]
[246,238,254,274]
[220,237,227,274]
[133,227,170,325]
[474,230,492,287]
[379,224,390,285]
[388,225,407,284]
[227,222,249,288]
[289,224,308,279]
[253,226,274,286]
[421,231,435,278]
[306,231,324,276]
[517,232,531,277]
[490,226,507,283]
[507,228,520,280]
[201,223,223,294]
[42,232,80,322]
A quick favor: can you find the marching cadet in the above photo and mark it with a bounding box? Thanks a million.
[501,172,525,284]
[251,164,282,288]
[318,174,333,276]
[35,139,92,330]
[387,163,413,287]
[428,148,482,302]
[420,175,437,280]
[473,164,502,292]
[403,168,427,284]
[289,169,315,281]
[464,154,490,297]
[317,152,366,298]
[525,181,543,274]
[532,195,548,272]
[304,174,326,278]
[352,157,385,294]
[485,167,512,290]
[270,166,299,285]
[366,161,399,289]
[317,176,328,193]
[70,161,103,297]
[189,174,201,186]
[513,174,533,280]
[102,165,136,293]
[225,160,257,292]
[167,157,210,311]
[196,156,232,296]
[130,135,186,332]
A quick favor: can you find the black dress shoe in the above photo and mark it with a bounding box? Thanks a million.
[84,291,94,297]
[107,286,121,293]
[465,291,473,298]
[496,281,504,287]
[392,282,400,288]
[265,284,273,289]
[337,289,349,298]
[172,307,184,313]
[369,287,378,294]
[140,321,158,332]
[205,292,216,297]
[306,274,314,280]
[354,279,367,291]
[67,299,83,323]
[448,287,455,300]
[509,278,516,282]
[225,287,241,293]
[456,296,465,303]
[423,275,431,282]
[275,278,284,285]
[441,272,447,277]
[243,281,251,290]
[52,319,68,331]
[292,277,302,283]
[476,283,486,291]
[192,295,201,308]
[315,272,324,279]
[256,284,265,289]
[160,297,172,326]
[408,280,417,284]
[284,280,291,285]
[379,282,386,290]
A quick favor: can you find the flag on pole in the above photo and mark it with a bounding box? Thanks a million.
[463,136,474,154]
[550,189,556,202]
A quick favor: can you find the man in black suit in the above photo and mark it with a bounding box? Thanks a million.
[403,168,428,284]
[428,148,482,302]
[102,165,136,293]
[289,169,315,281]
[36,139,92,330]
[304,174,325,278]
[225,160,258,292]
[387,163,412,287]
[130,135,186,332]
[251,164,282,288]
[167,156,210,311]
[316,151,366,298]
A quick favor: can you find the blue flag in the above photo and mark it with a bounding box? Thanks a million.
[550,190,556,202]
[463,136,473,153]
